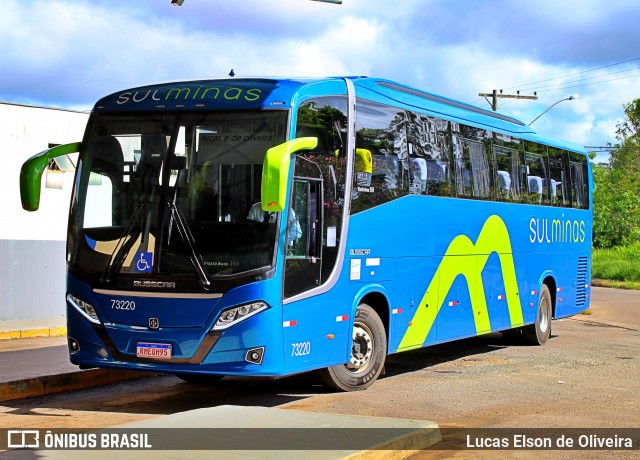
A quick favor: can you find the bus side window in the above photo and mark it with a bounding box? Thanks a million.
[352,99,407,213]
[524,142,550,205]
[548,147,570,207]
[405,111,452,197]
[493,144,522,202]
[451,124,493,200]
[569,152,589,209]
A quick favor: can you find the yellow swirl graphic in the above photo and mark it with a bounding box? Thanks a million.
[398,215,524,350]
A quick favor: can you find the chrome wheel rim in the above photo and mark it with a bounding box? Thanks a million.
[539,295,550,334]
[346,322,374,373]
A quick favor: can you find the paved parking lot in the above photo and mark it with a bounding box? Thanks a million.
[0,287,638,459]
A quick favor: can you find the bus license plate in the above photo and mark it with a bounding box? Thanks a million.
[136,342,172,359]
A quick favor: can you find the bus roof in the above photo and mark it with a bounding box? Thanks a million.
[93,76,586,154]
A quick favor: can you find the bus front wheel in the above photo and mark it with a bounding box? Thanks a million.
[523,284,552,345]
[318,303,387,391]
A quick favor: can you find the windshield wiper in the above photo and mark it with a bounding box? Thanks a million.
[167,200,211,290]
[100,200,144,283]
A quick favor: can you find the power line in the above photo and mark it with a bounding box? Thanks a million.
[502,57,640,91]
[535,72,640,94]
[585,146,640,150]
[524,66,640,92]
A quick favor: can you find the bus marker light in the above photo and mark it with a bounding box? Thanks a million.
[336,315,349,322]
[392,308,402,314]
[530,302,535,307]
[68,337,80,353]
[497,295,505,300]
[408,321,413,326]
[327,334,335,340]
[448,301,458,307]
[245,347,264,365]
[531,290,538,295]
[558,298,563,302]
[283,320,297,328]
[557,287,563,292]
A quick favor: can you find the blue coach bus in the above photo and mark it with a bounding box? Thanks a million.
[20,77,592,390]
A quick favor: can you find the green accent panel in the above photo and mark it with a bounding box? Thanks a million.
[398,215,524,350]
[261,137,317,212]
[19,142,81,212]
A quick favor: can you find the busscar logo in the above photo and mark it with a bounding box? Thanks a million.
[133,281,176,289]
[8,430,40,449]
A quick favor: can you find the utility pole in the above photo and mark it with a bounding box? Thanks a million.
[478,90,538,111]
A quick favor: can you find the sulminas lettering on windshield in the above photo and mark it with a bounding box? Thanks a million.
[116,86,263,105]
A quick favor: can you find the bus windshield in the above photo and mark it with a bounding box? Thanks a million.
[68,110,288,285]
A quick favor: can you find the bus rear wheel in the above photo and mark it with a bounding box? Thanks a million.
[318,303,386,391]
[523,284,552,345]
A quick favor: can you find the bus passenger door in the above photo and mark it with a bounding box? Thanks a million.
[282,178,348,372]
[284,178,322,297]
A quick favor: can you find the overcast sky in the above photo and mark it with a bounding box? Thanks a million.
[1,0,639,153]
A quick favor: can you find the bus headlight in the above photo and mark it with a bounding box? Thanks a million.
[67,294,101,325]
[212,302,269,331]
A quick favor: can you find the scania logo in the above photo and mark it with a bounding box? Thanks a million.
[133,280,176,289]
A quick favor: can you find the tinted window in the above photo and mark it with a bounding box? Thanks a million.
[405,111,453,197]
[352,99,409,213]
[524,142,549,205]
[493,134,524,203]
[569,151,590,209]
[547,147,570,207]
[452,124,494,199]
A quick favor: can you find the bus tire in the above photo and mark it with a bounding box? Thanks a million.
[174,373,224,385]
[318,303,386,391]
[522,284,552,345]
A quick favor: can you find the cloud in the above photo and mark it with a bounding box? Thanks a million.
[0,0,638,149]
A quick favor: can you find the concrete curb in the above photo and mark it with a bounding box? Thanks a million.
[25,406,441,459]
[342,425,442,460]
[119,405,442,459]
[0,368,156,403]
[0,326,67,341]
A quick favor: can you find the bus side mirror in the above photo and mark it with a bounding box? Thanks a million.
[20,142,82,211]
[261,137,317,212]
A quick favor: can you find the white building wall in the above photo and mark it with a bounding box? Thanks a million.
[0,103,89,322]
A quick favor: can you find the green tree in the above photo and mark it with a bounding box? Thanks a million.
[592,99,640,248]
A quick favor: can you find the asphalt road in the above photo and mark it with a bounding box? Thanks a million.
[0,287,638,459]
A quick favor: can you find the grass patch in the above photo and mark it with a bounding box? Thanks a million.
[591,279,640,290]
[592,243,640,287]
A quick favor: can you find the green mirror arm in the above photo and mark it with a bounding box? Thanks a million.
[20,142,82,211]
[261,137,318,212]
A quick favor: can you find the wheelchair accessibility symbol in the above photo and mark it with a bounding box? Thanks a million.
[135,252,153,273]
